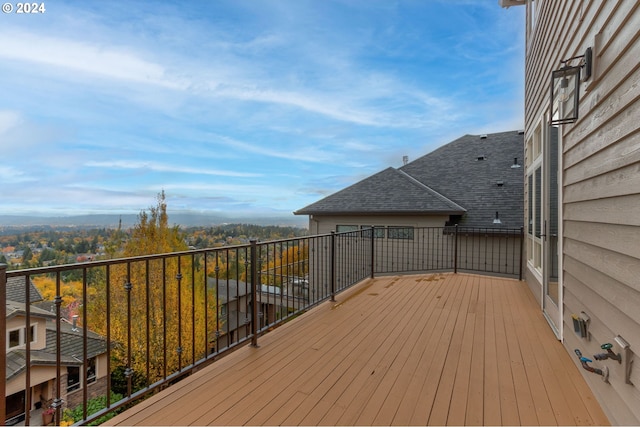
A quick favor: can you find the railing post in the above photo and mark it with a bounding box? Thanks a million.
[454,225,459,274]
[370,226,375,279]
[250,240,259,347]
[1,264,6,426]
[519,226,524,281]
[330,232,336,302]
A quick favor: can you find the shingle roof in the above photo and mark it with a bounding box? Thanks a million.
[6,349,80,381]
[295,130,524,227]
[6,276,43,304]
[5,319,106,381]
[44,320,108,360]
[294,167,466,216]
[207,278,250,302]
[6,300,56,320]
[400,131,524,227]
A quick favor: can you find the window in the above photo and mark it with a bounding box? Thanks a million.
[526,120,543,272]
[336,225,358,233]
[9,329,20,349]
[87,357,97,384]
[67,366,81,392]
[360,225,385,239]
[388,227,414,240]
[7,324,37,350]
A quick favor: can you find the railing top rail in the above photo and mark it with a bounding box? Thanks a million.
[5,226,522,278]
[4,233,347,278]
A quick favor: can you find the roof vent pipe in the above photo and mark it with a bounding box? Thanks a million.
[511,157,521,168]
[402,155,409,166]
[72,315,79,332]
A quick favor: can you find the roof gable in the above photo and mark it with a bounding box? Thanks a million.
[295,167,465,216]
[6,276,43,304]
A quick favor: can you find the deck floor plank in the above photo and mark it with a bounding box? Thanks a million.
[464,274,486,426]
[370,276,453,426]
[482,275,501,426]
[357,276,456,426]
[407,273,470,425]
[428,273,474,426]
[313,276,443,426]
[106,273,610,426]
[445,275,478,426]
[378,275,460,426]
[493,279,521,426]
[281,276,427,426]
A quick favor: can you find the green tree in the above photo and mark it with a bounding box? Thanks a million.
[22,247,33,263]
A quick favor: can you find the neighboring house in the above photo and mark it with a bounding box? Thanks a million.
[501,0,640,424]
[5,277,108,425]
[207,279,298,350]
[295,130,524,232]
[295,131,524,275]
[207,279,252,350]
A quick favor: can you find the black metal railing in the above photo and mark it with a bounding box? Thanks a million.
[1,226,522,425]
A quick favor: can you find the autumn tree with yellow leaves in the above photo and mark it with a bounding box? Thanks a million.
[84,191,221,390]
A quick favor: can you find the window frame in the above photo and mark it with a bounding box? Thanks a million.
[387,226,415,240]
[86,357,97,385]
[67,365,81,393]
[336,225,359,233]
[6,324,37,350]
[526,119,544,274]
[360,225,385,239]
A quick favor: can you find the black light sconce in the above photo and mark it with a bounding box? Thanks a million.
[550,47,592,125]
[493,211,502,225]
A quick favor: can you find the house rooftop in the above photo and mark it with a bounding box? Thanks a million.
[6,276,43,304]
[294,167,466,216]
[6,300,56,320]
[295,130,524,227]
[400,130,524,227]
[44,319,108,360]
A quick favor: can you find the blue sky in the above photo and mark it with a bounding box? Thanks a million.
[0,0,524,220]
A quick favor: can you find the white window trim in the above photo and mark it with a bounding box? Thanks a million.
[526,118,544,277]
[6,324,37,350]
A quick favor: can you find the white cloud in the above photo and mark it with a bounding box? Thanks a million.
[85,160,262,178]
[0,30,186,89]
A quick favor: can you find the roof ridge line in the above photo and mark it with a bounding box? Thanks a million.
[395,169,467,212]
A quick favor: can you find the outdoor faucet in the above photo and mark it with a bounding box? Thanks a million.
[593,343,622,363]
[575,349,609,382]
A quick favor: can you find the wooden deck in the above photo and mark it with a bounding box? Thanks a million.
[106,273,609,426]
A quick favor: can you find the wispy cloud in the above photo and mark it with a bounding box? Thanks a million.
[0,30,186,89]
[85,160,262,178]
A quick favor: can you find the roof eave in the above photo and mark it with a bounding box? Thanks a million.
[293,209,466,217]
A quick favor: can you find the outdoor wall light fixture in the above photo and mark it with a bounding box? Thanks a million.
[493,211,502,225]
[550,47,592,125]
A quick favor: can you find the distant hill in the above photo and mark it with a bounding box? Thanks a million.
[0,213,307,229]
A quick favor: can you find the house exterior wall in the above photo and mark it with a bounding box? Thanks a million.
[65,376,108,409]
[6,315,47,351]
[523,1,640,424]
[6,366,56,397]
[307,214,450,235]
[304,215,522,286]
